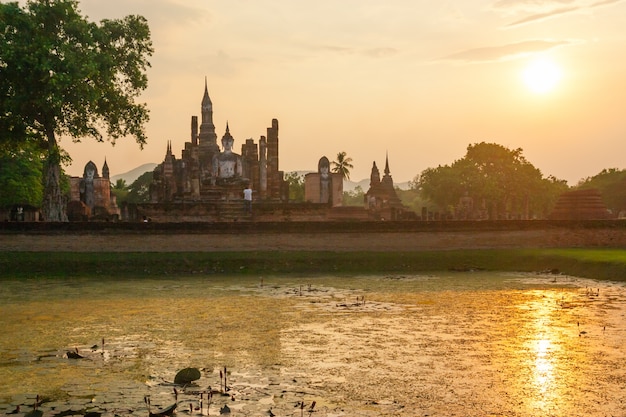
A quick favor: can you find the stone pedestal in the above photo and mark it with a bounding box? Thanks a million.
[200,182,246,202]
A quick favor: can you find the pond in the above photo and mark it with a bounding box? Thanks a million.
[0,272,624,416]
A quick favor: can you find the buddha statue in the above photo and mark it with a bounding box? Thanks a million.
[212,124,244,185]
[318,156,331,204]
[79,161,98,209]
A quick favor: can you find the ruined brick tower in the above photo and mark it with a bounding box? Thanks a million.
[150,80,286,203]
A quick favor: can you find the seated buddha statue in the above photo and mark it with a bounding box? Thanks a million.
[212,123,244,185]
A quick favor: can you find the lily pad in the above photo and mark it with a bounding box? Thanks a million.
[174,368,201,385]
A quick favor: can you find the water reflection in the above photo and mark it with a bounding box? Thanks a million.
[534,338,554,390]
[0,273,625,416]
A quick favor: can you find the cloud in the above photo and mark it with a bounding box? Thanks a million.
[80,0,209,28]
[309,44,355,55]
[299,43,397,59]
[363,48,398,58]
[489,0,625,27]
[439,39,572,63]
[492,0,578,14]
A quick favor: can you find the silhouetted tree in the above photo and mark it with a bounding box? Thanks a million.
[342,185,364,206]
[577,168,626,215]
[126,171,153,204]
[331,151,354,180]
[285,171,305,202]
[0,0,153,220]
[413,142,568,219]
[0,142,44,207]
[111,178,129,204]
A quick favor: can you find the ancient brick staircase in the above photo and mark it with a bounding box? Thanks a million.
[217,199,253,222]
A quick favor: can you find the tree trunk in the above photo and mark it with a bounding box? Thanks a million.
[41,130,68,222]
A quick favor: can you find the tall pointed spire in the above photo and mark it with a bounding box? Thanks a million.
[198,77,219,158]
[370,161,380,186]
[102,157,110,179]
[381,152,395,189]
[201,77,212,119]
[384,151,390,175]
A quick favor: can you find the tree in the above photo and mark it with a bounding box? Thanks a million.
[331,151,354,180]
[395,187,428,215]
[126,171,153,204]
[343,185,364,206]
[113,178,128,190]
[577,168,626,215]
[285,171,305,202]
[110,178,129,204]
[0,0,153,221]
[414,142,567,219]
[0,142,44,207]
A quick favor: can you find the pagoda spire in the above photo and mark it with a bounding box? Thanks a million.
[201,77,212,120]
[384,152,390,175]
[370,161,380,186]
[198,77,219,157]
[102,157,110,179]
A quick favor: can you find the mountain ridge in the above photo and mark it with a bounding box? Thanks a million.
[111,163,157,185]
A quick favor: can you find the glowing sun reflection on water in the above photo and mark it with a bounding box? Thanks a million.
[521,290,569,415]
[534,339,554,391]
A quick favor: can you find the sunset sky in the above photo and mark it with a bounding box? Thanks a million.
[59,0,626,185]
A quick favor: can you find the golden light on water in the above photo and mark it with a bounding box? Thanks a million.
[533,339,554,392]
[521,290,569,414]
[1,274,625,415]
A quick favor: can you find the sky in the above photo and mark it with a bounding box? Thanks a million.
[58,0,626,185]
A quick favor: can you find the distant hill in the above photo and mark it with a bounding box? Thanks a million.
[111,163,157,185]
[343,178,410,192]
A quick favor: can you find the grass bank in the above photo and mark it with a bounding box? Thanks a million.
[1,249,626,281]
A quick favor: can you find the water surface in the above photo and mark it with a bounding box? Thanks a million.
[0,272,624,416]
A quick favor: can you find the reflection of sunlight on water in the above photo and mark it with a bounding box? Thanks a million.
[534,339,553,392]
[524,291,563,414]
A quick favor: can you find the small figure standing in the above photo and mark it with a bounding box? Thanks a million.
[243,185,253,213]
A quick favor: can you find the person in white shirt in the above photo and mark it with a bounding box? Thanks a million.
[243,186,253,213]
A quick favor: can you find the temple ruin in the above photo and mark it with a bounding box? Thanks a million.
[68,160,120,221]
[363,155,410,220]
[549,188,611,220]
[149,80,287,205]
[304,156,344,206]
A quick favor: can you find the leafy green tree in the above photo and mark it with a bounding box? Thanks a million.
[395,188,426,215]
[331,151,354,180]
[114,178,128,190]
[413,165,465,213]
[577,168,626,215]
[285,171,305,202]
[0,0,153,221]
[0,142,44,207]
[536,175,569,218]
[342,185,364,206]
[126,171,153,204]
[414,142,567,219]
[111,178,129,204]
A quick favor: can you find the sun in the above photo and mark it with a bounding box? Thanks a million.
[522,58,562,94]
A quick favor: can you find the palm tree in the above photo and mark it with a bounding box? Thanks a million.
[331,151,354,180]
[113,178,127,191]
